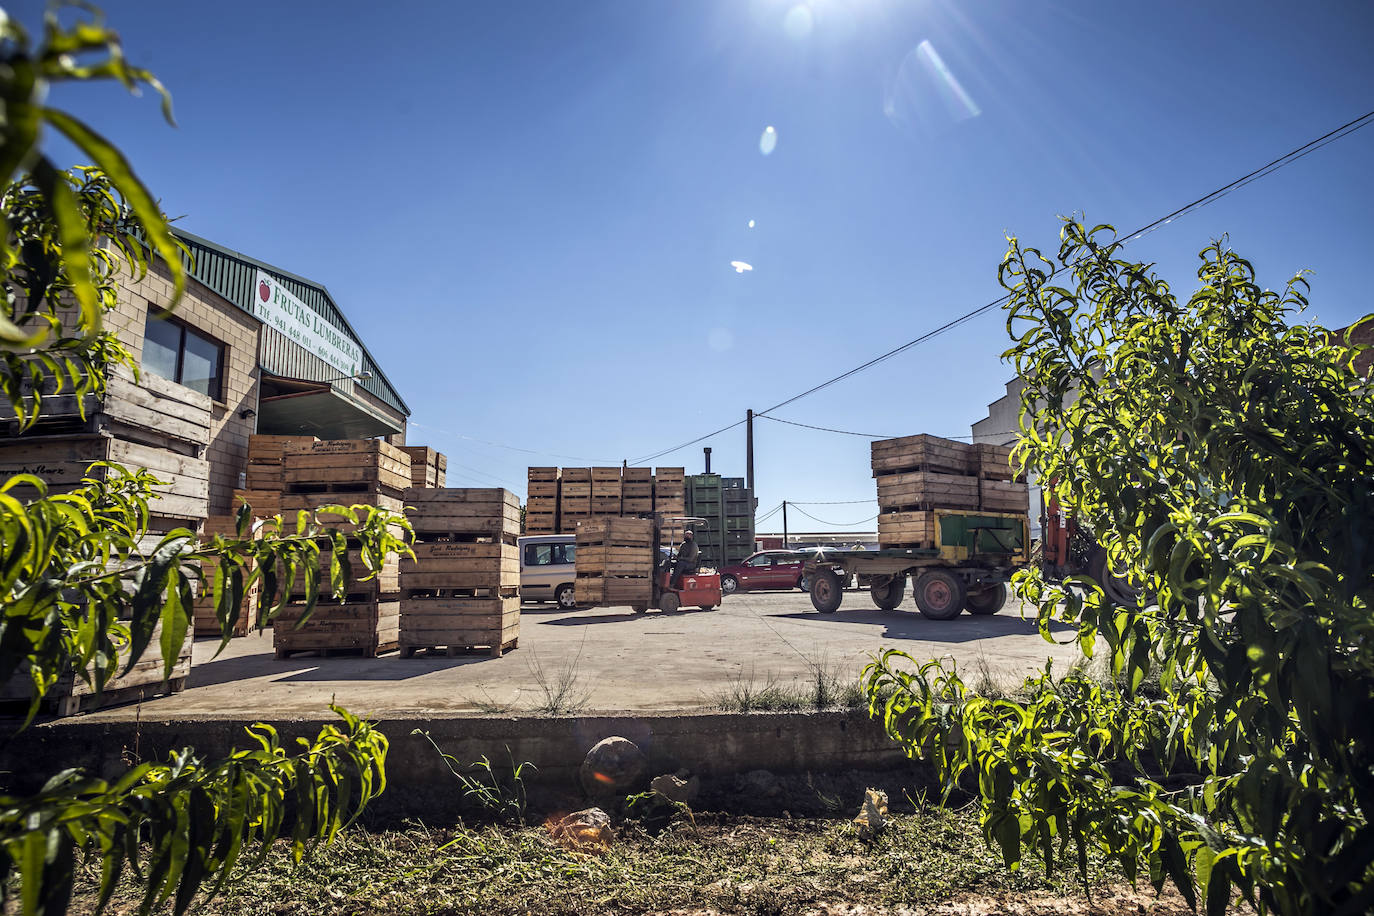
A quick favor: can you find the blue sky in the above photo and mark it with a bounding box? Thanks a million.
[24,0,1374,531]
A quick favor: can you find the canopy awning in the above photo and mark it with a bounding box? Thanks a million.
[255,375,402,439]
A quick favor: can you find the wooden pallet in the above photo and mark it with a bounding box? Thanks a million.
[399,594,520,659]
[871,434,973,477]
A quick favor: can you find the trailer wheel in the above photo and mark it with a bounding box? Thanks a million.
[810,568,843,613]
[913,571,966,620]
[870,576,905,610]
[965,583,1007,616]
[659,592,681,614]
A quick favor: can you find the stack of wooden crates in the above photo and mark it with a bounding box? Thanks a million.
[573,517,655,609]
[271,440,411,658]
[399,488,521,658]
[400,446,446,488]
[872,435,1027,548]
[524,466,686,537]
[0,365,205,712]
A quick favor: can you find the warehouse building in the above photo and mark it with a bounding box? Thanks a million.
[0,230,410,521]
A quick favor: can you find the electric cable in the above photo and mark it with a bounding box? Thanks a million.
[788,505,881,527]
[789,499,877,505]
[627,109,1374,462]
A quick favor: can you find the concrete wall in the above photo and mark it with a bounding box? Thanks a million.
[115,261,262,515]
[0,710,911,824]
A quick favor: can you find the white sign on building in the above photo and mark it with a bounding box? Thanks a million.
[253,271,363,378]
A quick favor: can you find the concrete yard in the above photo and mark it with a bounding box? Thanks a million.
[83,589,1079,722]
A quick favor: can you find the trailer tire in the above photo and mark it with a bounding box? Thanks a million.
[870,576,905,610]
[913,571,966,620]
[965,582,1008,615]
[810,568,843,614]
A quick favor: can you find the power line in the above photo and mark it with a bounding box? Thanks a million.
[760,415,898,439]
[754,502,784,524]
[787,505,880,527]
[409,421,619,465]
[627,108,1374,463]
[790,499,877,505]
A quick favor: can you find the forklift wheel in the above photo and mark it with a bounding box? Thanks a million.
[698,605,715,611]
[660,592,681,614]
[632,604,648,614]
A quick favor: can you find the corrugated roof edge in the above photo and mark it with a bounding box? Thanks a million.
[171,228,412,417]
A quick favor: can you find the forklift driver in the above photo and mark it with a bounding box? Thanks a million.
[671,529,700,588]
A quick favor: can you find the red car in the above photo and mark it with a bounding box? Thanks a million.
[718,550,808,594]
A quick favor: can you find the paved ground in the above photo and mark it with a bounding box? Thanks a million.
[85,589,1081,721]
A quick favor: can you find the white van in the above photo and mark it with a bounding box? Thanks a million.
[518,534,578,609]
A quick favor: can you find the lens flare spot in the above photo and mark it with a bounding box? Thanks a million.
[708,328,735,352]
[783,4,813,40]
[747,219,755,229]
[729,260,754,274]
[884,40,981,136]
[759,125,777,156]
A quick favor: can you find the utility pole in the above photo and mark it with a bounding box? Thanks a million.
[782,500,788,549]
[746,409,754,495]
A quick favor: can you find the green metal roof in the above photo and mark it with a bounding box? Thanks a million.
[170,229,410,416]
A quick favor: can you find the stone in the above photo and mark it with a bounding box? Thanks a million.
[853,788,889,840]
[650,771,700,805]
[580,736,646,797]
[741,769,780,797]
[549,807,613,852]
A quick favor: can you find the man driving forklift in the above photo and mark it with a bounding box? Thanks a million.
[671,528,699,588]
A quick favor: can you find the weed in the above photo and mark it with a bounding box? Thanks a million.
[715,667,804,712]
[525,639,590,715]
[464,686,514,714]
[411,730,534,824]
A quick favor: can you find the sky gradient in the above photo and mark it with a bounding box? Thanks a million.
[23,0,1374,531]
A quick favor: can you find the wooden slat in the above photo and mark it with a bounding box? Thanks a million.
[875,471,979,511]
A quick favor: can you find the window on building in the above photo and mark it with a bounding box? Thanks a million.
[142,309,224,399]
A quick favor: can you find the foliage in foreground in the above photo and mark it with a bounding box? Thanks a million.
[865,219,1373,915]
[0,8,409,915]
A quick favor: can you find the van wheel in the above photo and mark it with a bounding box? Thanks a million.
[556,584,577,609]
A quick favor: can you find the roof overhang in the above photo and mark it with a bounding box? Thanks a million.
[256,376,402,439]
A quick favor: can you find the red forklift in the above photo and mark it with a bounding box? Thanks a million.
[639,516,723,613]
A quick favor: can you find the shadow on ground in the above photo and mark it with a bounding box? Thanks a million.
[769,609,1071,644]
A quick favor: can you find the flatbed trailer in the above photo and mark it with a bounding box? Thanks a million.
[802,509,1030,619]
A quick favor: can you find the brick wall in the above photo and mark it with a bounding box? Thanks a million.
[115,261,261,515]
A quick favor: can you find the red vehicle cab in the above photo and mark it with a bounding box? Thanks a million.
[718,550,806,594]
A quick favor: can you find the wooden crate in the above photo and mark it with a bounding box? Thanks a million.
[561,495,591,515]
[973,443,1020,481]
[399,595,519,658]
[284,440,411,494]
[233,489,283,517]
[293,549,400,599]
[591,496,622,516]
[591,467,622,483]
[574,575,652,607]
[877,510,936,548]
[576,545,654,577]
[399,446,447,488]
[1,364,212,450]
[561,467,591,484]
[0,623,193,717]
[622,497,653,514]
[875,471,979,511]
[560,481,591,499]
[623,467,652,483]
[273,598,399,658]
[558,512,590,534]
[0,434,209,519]
[194,515,259,637]
[576,515,654,547]
[871,434,973,477]
[979,479,1030,513]
[400,541,518,590]
[405,487,520,539]
[528,478,560,498]
[275,491,408,538]
[591,478,622,498]
[528,467,560,483]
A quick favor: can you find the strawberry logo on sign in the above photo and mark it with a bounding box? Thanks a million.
[259,279,270,302]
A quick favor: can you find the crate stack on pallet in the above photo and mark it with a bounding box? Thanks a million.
[399,446,447,488]
[573,516,655,609]
[271,440,411,658]
[399,488,520,658]
[622,467,653,515]
[192,515,260,638]
[526,467,560,534]
[591,467,622,517]
[872,434,1027,548]
[0,365,207,713]
[559,467,592,533]
[684,474,756,566]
